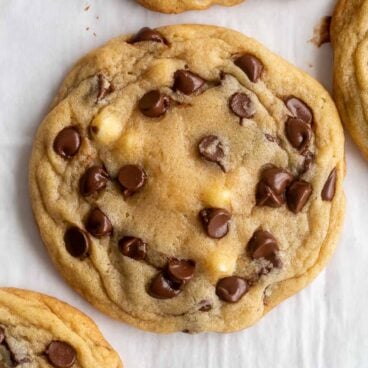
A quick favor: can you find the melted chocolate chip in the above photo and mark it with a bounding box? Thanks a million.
[216,276,248,303]
[96,74,113,102]
[256,166,293,207]
[198,135,226,171]
[229,92,255,119]
[286,180,312,213]
[301,151,314,174]
[234,54,264,83]
[64,227,89,259]
[130,27,166,44]
[53,127,81,159]
[199,302,212,312]
[285,96,313,125]
[85,208,113,237]
[265,134,280,144]
[149,272,182,299]
[285,117,312,153]
[79,165,109,197]
[173,70,205,95]
[321,168,337,201]
[119,236,147,260]
[139,90,170,118]
[247,229,279,262]
[167,259,195,283]
[45,341,76,368]
[199,208,231,239]
[118,165,147,197]
[0,327,5,344]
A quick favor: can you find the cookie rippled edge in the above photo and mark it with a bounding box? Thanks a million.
[0,288,122,367]
[331,0,368,160]
[136,0,244,13]
[30,25,345,333]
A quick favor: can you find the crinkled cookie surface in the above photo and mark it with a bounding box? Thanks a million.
[30,25,345,333]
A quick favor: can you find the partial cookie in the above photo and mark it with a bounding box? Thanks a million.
[30,25,345,333]
[0,288,122,367]
[331,0,368,159]
[137,0,244,13]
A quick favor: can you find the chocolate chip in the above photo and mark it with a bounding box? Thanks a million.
[119,236,147,260]
[260,166,293,193]
[321,168,337,201]
[167,259,195,283]
[247,229,279,262]
[0,327,5,344]
[117,165,147,197]
[198,300,212,312]
[53,127,81,159]
[96,74,113,102]
[256,166,293,207]
[198,135,226,171]
[229,92,255,119]
[285,117,312,153]
[234,54,264,83]
[45,341,76,368]
[79,165,109,197]
[286,180,312,213]
[139,90,170,118]
[85,208,113,237]
[64,227,89,259]
[312,16,332,47]
[301,151,314,174]
[173,70,205,95]
[130,27,166,44]
[285,96,313,125]
[216,276,248,303]
[149,272,182,299]
[199,208,231,239]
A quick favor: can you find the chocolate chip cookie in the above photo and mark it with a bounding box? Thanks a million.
[136,0,244,13]
[30,25,345,333]
[0,288,122,367]
[331,0,368,159]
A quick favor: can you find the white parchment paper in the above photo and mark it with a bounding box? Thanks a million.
[1,0,367,367]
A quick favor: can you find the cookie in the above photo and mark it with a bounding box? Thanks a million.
[30,25,345,333]
[0,288,122,367]
[331,0,368,159]
[136,0,244,13]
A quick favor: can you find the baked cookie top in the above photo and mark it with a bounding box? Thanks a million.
[332,0,368,159]
[0,288,122,367]
[136,0,244,13]
[30,25,345,333]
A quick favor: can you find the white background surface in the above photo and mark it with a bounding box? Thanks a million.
[1,0,367,367]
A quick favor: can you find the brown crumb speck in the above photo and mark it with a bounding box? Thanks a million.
[84,5,90,11]
[93,32,97,37]
[86,27,90,31]
[96,16,100,20]
[310,16,332,47]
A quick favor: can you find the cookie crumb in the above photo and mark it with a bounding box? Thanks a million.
[96,16,100,20]
[310,16,332,47]
[93,32,97,37]
[84,5,90,11]
[86,27,90,31]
